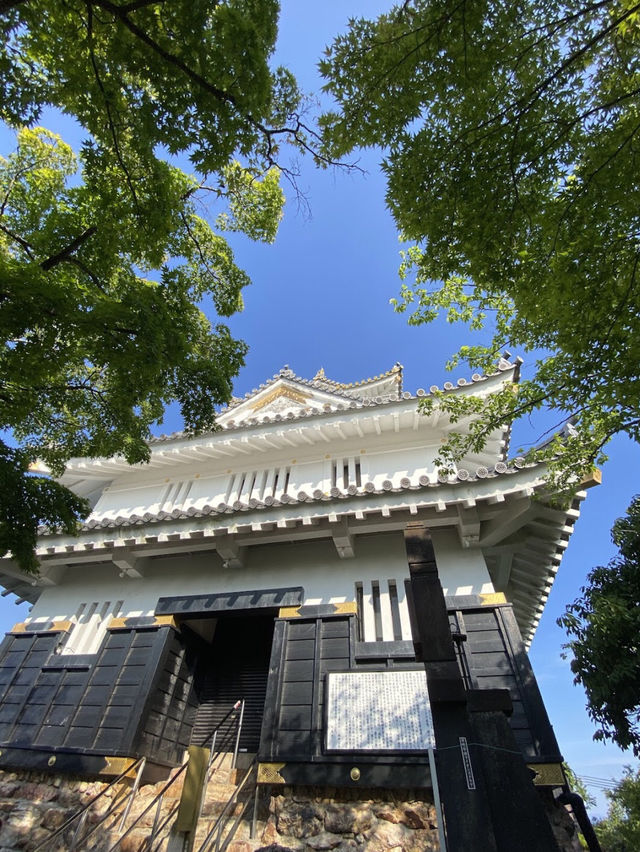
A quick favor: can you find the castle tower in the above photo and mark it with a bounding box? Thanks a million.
[0,361,593,849]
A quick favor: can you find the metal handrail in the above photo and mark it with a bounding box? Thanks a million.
[105,698,246,852]
[31,756,146,852]
[72,758,147,850]
[205,700,244,779]
[194,758,257,852]
[231,700,244,770]
[191,698,245,839]
[197,700,243,749]
[216,762,258,852]
[103,759,191,852]
[146,796,182,852]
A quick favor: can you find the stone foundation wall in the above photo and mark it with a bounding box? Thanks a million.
[0,769,586,852]
[258,786,439,852]
[0,769,115,851]
[256,786,587,852]
[0,767,186,852]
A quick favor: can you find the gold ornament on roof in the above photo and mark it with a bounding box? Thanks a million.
[251,386,311,411]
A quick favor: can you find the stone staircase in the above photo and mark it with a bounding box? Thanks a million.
[190,759,266,852]
[105,753,265,852]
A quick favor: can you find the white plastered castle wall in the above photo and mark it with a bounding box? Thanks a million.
[25,529,494,647]
[431,529,495,597]
[27,532,406,620]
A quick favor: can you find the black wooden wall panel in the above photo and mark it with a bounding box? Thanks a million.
[315,617,351,752]
[275,618,316,759]
[77,626,179,758]
[261,601,560,772]
[497,605,560,760]
[0,633,66,745]
[450,605,561,762]
[260,615,352,763]
[136,629,197,764]
[0,596,560,779]
[0,623,197,769]
[260,619,286,761]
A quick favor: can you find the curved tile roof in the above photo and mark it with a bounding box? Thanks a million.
[147,356,520,444]
[40,455,533,535]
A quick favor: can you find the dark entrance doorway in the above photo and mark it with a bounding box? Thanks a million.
[190,614,275,753]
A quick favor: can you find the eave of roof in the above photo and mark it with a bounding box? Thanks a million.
[54,359,519,483]
[4,456,594,647]
[52,454,532,535]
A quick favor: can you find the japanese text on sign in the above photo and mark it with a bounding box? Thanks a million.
[325,670,435,751]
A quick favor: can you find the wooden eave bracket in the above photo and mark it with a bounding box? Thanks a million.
[0,561,64,589]
[478,497,534,547]
[330,517,354,559]
[580,467,602,489]
[112,551,144,579]
[491,551,513,591]
[456,504,480,548]
[214,534,245,569]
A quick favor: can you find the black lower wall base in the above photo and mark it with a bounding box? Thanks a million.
[0,744,179,782]
[258,760,432,789]
[0,745,123,777]
[0,621,197,771]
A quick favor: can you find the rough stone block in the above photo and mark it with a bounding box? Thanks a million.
[256,845,301,852]
[6,802,42,834]
[19,783,57,804]
[41,806,69,831]
[119,831,150,852]
[275,802,322,839]
[227,842,252,852]
[23,826,49,851]
[0,784,19,799]
[304,830,346,850]
[260,817,278,846]
[324,803,373,835]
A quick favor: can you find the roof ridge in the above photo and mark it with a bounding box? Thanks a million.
[218,367,371,413]
[140,356,521,444]
[312,362,403,389]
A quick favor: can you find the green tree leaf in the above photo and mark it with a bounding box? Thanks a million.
[0,1,322,572]
[321,0,640,488]
[594,766,640,852]
[559,497,640,755]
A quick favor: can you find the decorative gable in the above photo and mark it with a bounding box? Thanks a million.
[216,375,357,427]
[215,364,404,428]
[250,385,313,414]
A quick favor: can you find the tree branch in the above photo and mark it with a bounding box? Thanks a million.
[0,159,40,217]
[118,0,163,11]
[90,0,236,108]
[0,222,35,259]
[65,256,106,291]
[85,1,140,207]
[89,0,359,178]
[180,212,221,286]
[451,2,640,148]
[40,226,97,270]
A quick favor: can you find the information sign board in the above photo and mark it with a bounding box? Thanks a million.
[325,670,435,751]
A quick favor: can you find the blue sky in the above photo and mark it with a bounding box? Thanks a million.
[1,0,638,817]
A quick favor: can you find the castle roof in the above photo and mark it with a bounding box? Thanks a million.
[0,355,594,647]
